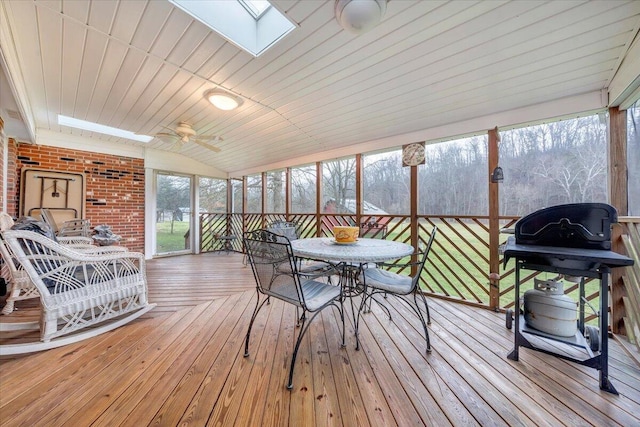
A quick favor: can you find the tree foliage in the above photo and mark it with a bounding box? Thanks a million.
[241,113,619,217]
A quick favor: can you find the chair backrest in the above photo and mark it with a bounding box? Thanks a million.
[243,229,303,307]
[411,226,437,289]
[0,213,21,282]
[0,212,14,232]
[360,222,387,239]
[39,208,60,234]
[267,220,298,241]
[58,218,92,237]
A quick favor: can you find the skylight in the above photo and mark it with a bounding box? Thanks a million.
[239,0,271,19]
[58,115,153,143]
[169,0,296,57]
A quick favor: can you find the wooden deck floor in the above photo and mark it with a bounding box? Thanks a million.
[0,252,639,426]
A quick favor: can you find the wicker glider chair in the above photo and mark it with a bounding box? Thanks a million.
[0,229,154,355]
[243,229,345,389]
[1,214,40,315]
[356,226,437,354]
[0,213,126,315]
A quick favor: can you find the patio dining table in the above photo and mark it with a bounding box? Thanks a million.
[290,237,414,319]
[290,237,414,265]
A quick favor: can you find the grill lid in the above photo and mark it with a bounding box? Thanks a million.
[514,203,617,250]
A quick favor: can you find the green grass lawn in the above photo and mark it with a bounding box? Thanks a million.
[156,221,191,253]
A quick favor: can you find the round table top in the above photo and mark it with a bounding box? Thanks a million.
[290,237,414,263]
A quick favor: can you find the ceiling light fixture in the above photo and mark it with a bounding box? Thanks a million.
[335,0,387,34]
[205,89,244,111]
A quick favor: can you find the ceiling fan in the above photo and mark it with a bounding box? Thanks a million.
[154,122,222,152]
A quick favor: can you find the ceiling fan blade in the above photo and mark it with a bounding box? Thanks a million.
[197,135,223,142]
[192,139,222,152]
[154,132,178,140]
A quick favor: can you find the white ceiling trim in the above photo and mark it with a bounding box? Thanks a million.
[609,31,640,107]
[229,90,607,178]
[0,0,36,142]
[145,147,226,178]
[36,128,146,158]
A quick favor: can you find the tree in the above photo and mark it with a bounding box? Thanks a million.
[322,158,356,212]
[157,174,190,234]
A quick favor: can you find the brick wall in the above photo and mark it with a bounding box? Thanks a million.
[12,144,145,252]
[6,139,19,218]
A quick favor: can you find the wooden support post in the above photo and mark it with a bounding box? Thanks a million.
[609,106,629,335]
[261,172,267,228]
[285,167,291,221]
[316,162,322,237]
[242,177,248,234]
[355,154,362,227]
[411,164,419,276]
[488,127,501,311]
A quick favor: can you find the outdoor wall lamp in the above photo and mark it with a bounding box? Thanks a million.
[491,166,504,183]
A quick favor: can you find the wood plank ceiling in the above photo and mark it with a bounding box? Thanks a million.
[1,0,639,174]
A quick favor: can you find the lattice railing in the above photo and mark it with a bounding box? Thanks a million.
[199,212,628,314]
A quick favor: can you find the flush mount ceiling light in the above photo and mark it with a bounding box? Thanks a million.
[335,0,388,34]
[204,89,244,111]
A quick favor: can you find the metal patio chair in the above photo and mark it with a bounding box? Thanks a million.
[243,229,345,389]
[267,220,336,281]
[40,208,92,237]
[356,226,437,354]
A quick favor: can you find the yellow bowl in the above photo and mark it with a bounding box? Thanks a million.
[333,226,359,243]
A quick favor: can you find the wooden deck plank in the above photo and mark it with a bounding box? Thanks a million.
[309,309,344,426]
[356,302,452,426]
[334,308,415,426]
[42,304,212,427]
[0,308,195,426]
[92,297,232,427]
[235,295,285,425]
[1,254,638,426]
[430,297,640,427]
[356,298,469,426]
[422,298,598,427]
[145,292,252,427]
[259,300,295,427]
[210,295,283,426]
[458,298,640,413]
[174,291,256,426]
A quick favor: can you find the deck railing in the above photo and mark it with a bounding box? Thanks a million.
[200,213,638,323]
[618,217,640,344]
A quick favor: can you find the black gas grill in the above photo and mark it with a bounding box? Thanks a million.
[503,203,634,394]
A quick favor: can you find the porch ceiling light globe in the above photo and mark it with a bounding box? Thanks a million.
[205,89,244,111]
[335,0,387,34]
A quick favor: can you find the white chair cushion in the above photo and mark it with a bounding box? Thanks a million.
[300,280,341,311]
[299,260,332,273]
[361,267,412,294]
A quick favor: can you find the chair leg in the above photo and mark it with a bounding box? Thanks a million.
[287,304,344,389]
[1,282,23,315]
[244,291,268,357]
[418,290,431,324]
[412,292,431,353]
[355,295,366,351]
[287,310,309,389]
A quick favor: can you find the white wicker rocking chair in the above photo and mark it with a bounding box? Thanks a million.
[0,229,154,355]
[0,213,125,315]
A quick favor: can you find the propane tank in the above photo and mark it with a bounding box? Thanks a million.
[524,278,577,337]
